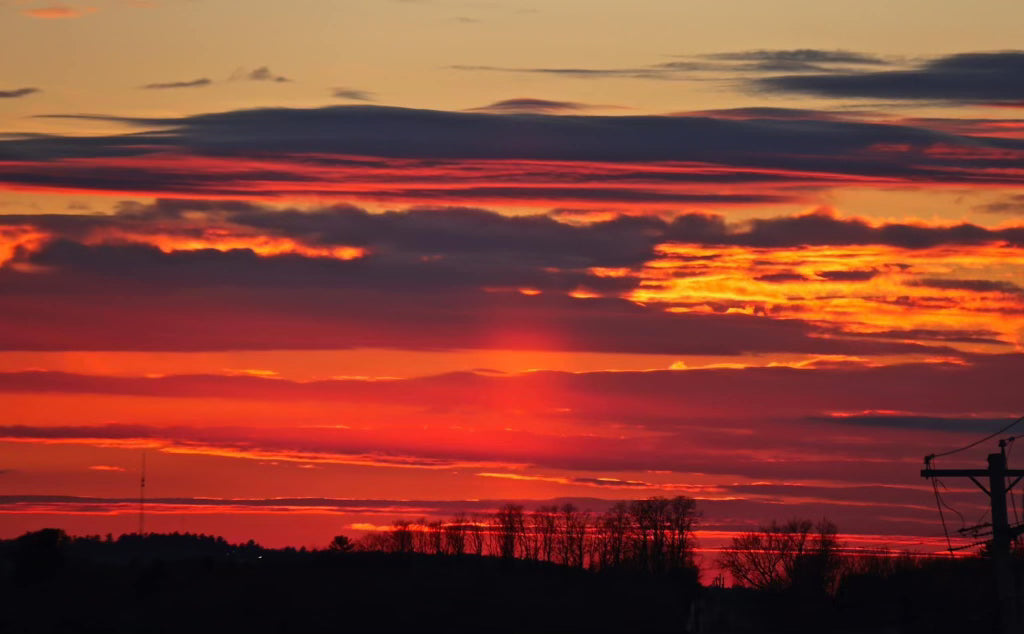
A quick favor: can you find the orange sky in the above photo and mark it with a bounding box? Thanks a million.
[1,0,1024,556]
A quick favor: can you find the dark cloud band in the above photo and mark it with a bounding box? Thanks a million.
[2,105,1022,202]
[757,51,1024,103]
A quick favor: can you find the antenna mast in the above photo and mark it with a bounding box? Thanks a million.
[138,451,146,536]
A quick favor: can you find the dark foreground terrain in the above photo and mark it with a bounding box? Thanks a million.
[0,529,1006,633]
[0,530,696,634]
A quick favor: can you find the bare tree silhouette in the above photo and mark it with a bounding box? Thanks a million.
[594,501,630,569]
[443,513,468,556]
[493,504,526,560]
[557,504,590,568]
[468,513,486,556]
[389,519,415,554]
[718,518,842,593]
[532,505,559,563]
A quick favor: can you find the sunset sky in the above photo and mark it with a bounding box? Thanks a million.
[2,0,1024,558]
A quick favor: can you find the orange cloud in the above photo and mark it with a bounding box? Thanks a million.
[0,225,50,268]
[633,242,1024,352]
[95,228,367,260]
[22,5,96,19]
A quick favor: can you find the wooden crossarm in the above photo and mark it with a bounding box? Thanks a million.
[921,469,1024,478]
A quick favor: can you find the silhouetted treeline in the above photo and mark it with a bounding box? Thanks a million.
[0,527,695,633]
[693,552,998,634]
[5,528,266,573]
[355,496,700,577]
[0,511,1013,633]
[699,518,1005,633]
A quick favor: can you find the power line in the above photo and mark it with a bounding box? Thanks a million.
[922,450,1024,634]
[930,474,955,556]
[925,462,965,557]
[936,479,966,529]
[958,521,992,534]
[947,539,989,553]
[926,415,1024,461]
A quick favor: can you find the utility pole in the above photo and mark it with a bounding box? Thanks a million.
[922,447,1024,634]
[138,451,146,536]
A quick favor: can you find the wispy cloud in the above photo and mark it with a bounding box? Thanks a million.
[451,64,678,80]
[242,66,291,83]
[976,194,1024,215]
[141,78,212,90]
[466,98,616,114]
[0,87,40,99]
[453,49,889,81]
[703,49,890,72]
[332,87,375,101]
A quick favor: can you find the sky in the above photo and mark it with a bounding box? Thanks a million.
[2,0,1024,557]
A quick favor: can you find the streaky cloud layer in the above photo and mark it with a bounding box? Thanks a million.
[3,106,1024,206]
[757,51,1024,103]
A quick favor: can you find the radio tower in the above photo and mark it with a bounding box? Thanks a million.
[138,452,146,536]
